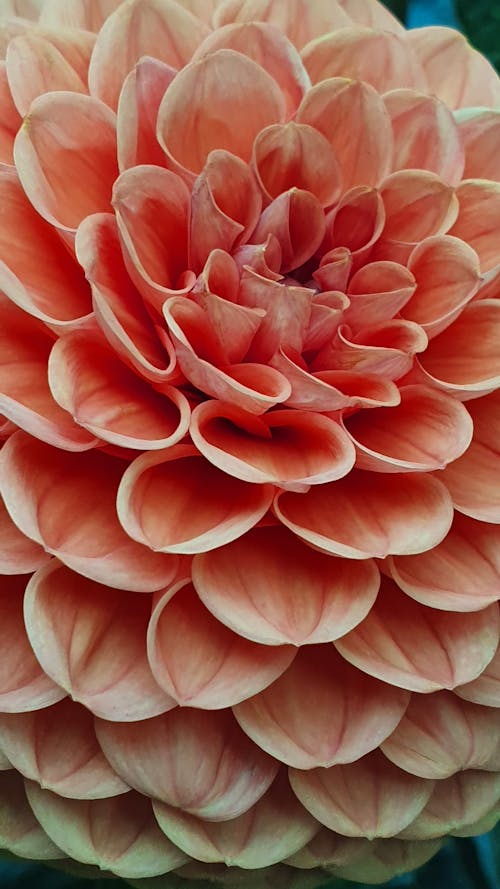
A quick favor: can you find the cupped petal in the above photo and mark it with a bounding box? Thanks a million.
[456,108,500,181]
[417,300,500,399]
[0,575,66,713]
[190,150,262,273]
[390,513,500,612]
[289,751,433,838]
[192,21,310,118]
[0,432,178,591]
[275,470,453,559]
[25,784,187,878]
[95,708,279,821]
[343,261,416,329]
[0,771,62,861]
[438,390,500,522]
[0,493,48,574]
[14,91,118,236]
[335,575,500,692]
[456,643,500,708]
[153,770,318,868]
[0,61,21,164]
[88,0,209,110]
[381,692,500,778]
[342,385,473,473]
[213,0,352,50]
[333,837,443,884]
[327,185,385,271]
[301,27,425,92]
[303,290,351,352]
[113,164,192,316]
[0,700,129,798]
[384,89,464,185]
[24,560,176,721]
[48,331,190,450]
[250,187,325,274]
[238,270,312,362]
[117,56,176,171]
[407,26,500,110]
[190,401,356,488]
[233,647,409,769]
[314,319,428,381]
[192,525,379,646]
[297,78,393,189]
[39,0,122,30]
[338,0,405,33]
[448,180,500,273]
[157,49,286,178]
[285,830,370,870]
[399,770,500,840]
[380,170,458,245]
[147,579,295,709]
[117,445,274,554]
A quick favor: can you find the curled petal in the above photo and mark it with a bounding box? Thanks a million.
[117,56,176,171]
[14,92,118,236]
[327,186,385,271]
[117,445,274,554]
[314,319,428,381]
[303,290,350,352]
[153,770,318,867]
[390,513,500,612]
[380,170,458,244]
[190,401,356,488]
[399,771,500,840]
[213,0,352,50]
[456,108,500,181]
[0,771,62,861]
[301,27,425,92]
[381,692,500,778]
[192,525,380,646]
[384,89,464,185]
[344,261,416,329]
[193,265,263,365]
[238,270,312,362]
[0,575,66,713]
[88,0,209,110]
[157,49,286,178]
[24,560,176,721]
[0,61,21,164]
[335,575,500,692]
[95,708,279,820]
[297,78,393,189]
[250,187,325,274]
[275,470,453,559]
[39,0,123,30]
[456,643,500,708]
[0,493,48,575]
[0,700,129,798]
[147,579,295,708]
[25,784,187,878]
[448,180,500,273]
[234,648,409,769]
[313,246,352,292]
[0,432,178,591]
[290,751,433,838]
[342,384,473,473]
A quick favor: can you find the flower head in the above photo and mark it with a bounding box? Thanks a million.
[0,0,499,885]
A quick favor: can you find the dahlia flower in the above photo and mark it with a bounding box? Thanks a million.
[0,0,499,886]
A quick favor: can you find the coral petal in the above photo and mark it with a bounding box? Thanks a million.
[213,0,352,50]
[250,187,325,273]
[39,0,122,31]
[457,108,500,181]
[0,61,21,165]
[0,494,48,574]
[117,56,176,171]
[338,0,405,33]
[448,180,500,273]
[344,261,416,329]
[399,771,500,840]
[380,170,458,244]
[456,643,500,708]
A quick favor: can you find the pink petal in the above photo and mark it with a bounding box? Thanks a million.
[238,270,313,362]
[163,297,291,413]
[381,692,500,778]
[343,261,416,329]
[390,513,500,612]
[14,92,118,236]
[0,771,62,860]
[448,180,500,273]
[399,770,500,840]
[314,319,428,381]
[407,26,500,110]
[192,525,379,646]
[39,0,122,30]
[25,784,187,878]
[0,432,179,591]
[384,89,464,185]
[0,700,129,798]
[301,27,425,92]
[380,170,458,245]
[289,751,433,838]
[95,708,279,820]
[336,575,500,692]
[327,185,385,270]
[296,78,393,189]
[190,149,262,273]
[417,300,500,398]
[157,49,286,178]
[174,0,219,23]
[249,187,325,273]
[275,470,453,559]
[401,235,480,337]
[48,331,190,450]
[117,444,274,554]
[456,108,500,181]
[25,560,176,721]
[0,61,21,164]
[456,643,500,708]
[117,56,176,171]
[338,0,406,33]
[0,1,42,20]
[213,0,352,50]
[190,401,356,488]
[112,165,193,316]
[147,579,295,708]
[0,492,48,574]
[343,384,473,473]
[153,770,318,867]
[0,574,66,713]
[88,0,210,110]
[438,390,500,522]
[286,830,370,869]
[234,647,409,769]
[192,21,310,118]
